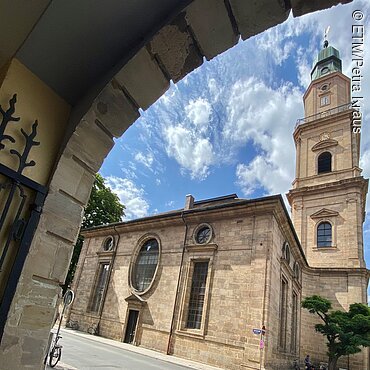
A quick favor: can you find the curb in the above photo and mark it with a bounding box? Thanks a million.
[59,328,223,370]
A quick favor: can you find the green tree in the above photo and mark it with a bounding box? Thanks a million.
[64,174,124,290]
[302,295,370,370]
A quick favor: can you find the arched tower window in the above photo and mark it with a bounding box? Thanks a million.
[317,222,332,247]
[318,152,332,174]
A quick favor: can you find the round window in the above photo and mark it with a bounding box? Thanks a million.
[195,225,211,244]
[102,236,114,251]
[132,238,159,293]
[321,84,329,91]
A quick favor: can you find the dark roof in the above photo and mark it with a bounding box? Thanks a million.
[81,193,307,266]
[193,194,239,208]
[82,193,242,232]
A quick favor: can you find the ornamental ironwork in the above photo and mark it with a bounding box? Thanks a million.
[295,102,351,129]
[0,93,47,341]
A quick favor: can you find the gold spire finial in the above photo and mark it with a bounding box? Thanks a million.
[323,26,330,48]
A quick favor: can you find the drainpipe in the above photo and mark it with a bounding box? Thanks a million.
[167,211,188,355]
[260,236,270,370]
[96,224,121,335]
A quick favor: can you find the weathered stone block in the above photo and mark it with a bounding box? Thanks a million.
[92,81,140,138]
[229,0,290,40]
[149,14,203,83]
[19,305,54,330]
[67,117,114,173]
[50,152,95,206]
[0,333,19,351]
[115,47,170,110]
[51,244,73,281]
[41,189,84,243]
[185,0,238,60]
[291,0,352,17]
[21,336,45,367]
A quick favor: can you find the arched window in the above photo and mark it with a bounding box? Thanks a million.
[318,152,332,174]
[132,239,159,292]
[282,242,290,264]
[293,262,300,281]
[317,222,332,247]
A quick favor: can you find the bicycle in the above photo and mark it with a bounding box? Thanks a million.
[66,319,79,330]
[48,334,62,368]
[292,358,300,369]
[87,323,98,335]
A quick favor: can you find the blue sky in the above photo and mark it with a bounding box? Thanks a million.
[100,1,370,269]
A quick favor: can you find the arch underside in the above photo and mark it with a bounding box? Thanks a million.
[0,0,355,368]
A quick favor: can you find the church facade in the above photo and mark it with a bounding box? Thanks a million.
[68,44,369,370]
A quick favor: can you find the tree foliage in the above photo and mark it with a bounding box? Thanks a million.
[82,174,124,228]
[63,174,125,290]
[302,295,370,370]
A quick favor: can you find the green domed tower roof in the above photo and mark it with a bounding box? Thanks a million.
[311,41,342,81]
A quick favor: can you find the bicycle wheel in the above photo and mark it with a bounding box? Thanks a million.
[49,346,61,368]
[87,326,95,335]
[71,321,79,330]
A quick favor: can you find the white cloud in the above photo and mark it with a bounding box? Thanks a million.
[360,150,370,179]
[155,178,161,186]
[163,124,215,180]
[360,149,370,214]
[105,176,149,220]
[208,78,219,101]
[257,28,296,66]
[222,77,303,196]
[185,98,212,131]
[135,151,154,169]
[165,200,175,207]
[236,157,291,196]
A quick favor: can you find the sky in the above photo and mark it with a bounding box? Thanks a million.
[100,1,370,269]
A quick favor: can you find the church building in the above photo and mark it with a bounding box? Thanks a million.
[68,43,369,370]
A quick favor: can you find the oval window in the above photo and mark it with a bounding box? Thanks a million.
[321,66,329,75]
[102,236,114,251]
[132,239,159,293]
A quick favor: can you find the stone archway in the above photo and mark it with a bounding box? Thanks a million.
[0,1,352,368]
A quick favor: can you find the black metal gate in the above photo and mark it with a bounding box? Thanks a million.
[0,94,48,341]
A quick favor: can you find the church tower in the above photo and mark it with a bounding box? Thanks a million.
[287,41,368,268]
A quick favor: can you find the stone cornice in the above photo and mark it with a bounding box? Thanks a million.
[288,176,368,201]
[81,196,285,236]
[310,208,339,219]
[125,293,147,307]
[311,138,338,151]
[293,108,352,142]
[185,243,218,252]
[303,266,369,279]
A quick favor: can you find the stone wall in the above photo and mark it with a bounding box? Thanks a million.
[0,1,355,368]
[262,216,304,370]
[70,198,307,370]
[301,268,369,370]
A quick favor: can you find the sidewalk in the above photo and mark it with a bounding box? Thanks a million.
[51,328,223,370]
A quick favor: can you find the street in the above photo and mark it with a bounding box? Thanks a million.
[45,329,218,370]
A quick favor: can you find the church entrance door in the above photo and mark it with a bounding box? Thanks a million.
[124,309,139,344]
